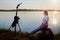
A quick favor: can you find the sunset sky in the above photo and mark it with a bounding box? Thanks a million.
[0,0,60,9]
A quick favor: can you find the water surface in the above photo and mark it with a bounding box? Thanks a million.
[0,11,60,34]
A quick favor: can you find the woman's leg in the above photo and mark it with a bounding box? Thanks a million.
[30,26,48,34]
[30,27,42,34]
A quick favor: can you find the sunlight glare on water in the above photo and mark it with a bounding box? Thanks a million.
[52,11,58,25]
[52,18,57,25]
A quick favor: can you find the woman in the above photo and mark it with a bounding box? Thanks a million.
[30,10,49,34]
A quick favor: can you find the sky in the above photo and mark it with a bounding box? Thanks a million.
[0,0,60,9]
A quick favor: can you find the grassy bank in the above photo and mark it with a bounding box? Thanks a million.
[0,28,60,40]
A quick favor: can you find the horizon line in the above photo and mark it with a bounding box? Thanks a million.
[0,9,60,12]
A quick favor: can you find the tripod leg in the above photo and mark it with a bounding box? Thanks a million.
[8,26,12,30]
[14,26,16,33]
[18,24,21,32]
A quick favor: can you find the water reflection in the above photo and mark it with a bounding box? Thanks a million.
[52,11,58,25]
[52,18,57,25]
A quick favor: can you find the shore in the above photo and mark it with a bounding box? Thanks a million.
[0,9,60,12]
[0,28,60,40]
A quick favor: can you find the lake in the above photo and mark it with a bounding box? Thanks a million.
[0,11,60,34]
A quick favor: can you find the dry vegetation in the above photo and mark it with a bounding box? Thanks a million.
[0,28,60,40]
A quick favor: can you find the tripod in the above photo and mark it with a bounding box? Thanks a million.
[9,3,22,32]
[9,16,21,32]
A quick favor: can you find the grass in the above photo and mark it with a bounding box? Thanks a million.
[0,28,60,40]
[54,34,60,40]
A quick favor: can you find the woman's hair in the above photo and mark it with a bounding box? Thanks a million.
[44,10,48,15]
